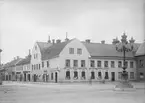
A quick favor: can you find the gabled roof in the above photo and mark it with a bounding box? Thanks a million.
[37,40,72,60]
[83,42,140,58]
[135,41,145,56]
[16,55,31,66]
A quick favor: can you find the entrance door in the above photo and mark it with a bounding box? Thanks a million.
[24,73,26,81]
[27,74,30,81]
[111,72,115,81]
[55,72,58,83]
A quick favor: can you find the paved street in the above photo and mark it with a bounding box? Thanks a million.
[0,82,145,103]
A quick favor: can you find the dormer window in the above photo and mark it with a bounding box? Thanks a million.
[69,48,74,54]
[77,48,82,54]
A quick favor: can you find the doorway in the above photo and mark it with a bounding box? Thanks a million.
[111,72,115,81]
[55,72,58,83]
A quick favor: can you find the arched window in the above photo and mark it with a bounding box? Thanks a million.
[81,71,86,79]
[74,71,78,79]
[66,71,70,80]
[91,71,95,79]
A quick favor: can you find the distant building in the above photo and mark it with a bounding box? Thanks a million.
[3,57,22,81]
[16,53,31,81]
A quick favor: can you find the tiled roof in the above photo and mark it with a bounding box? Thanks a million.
[83,42,140,58]
[37,40,72,60]
[135,41,145,56]
[3,58,22,68]
[16,55,31,66]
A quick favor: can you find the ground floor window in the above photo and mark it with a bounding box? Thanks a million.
[130,72,134,79]
[91,71,95,79]
[74,71,78,80]
[81,71,86,80]
[66,71,70,80]
[51,73,53,80]
[98,72,102,79]
[105,72,109,79]
[118,72,122,79]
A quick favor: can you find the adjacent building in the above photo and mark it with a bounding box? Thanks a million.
[135,41,145,81]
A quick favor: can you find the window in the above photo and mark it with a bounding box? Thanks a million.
[91,71,95,79]
[35,46,37,50]
[51,73,53,80]
[111,61,115,68]
[130,61,134,68]
[81,60,85,67]
[47,61,49,67]
[98,72,102,79]
[118,61,122,68]
[36,64,38,70]
[42,62,44,68]
[73,60,78,67]
[130,72,134,79]
[34,65,35,70]
[118,72,122,79]
[81,71,86,79]
[104,61,108,67]
[65,71,70,80]
[139,60,144,68]
[97,61,101,67]
[66,59,70,67]
[34,54,35,59]
[69,48,74,54]
[74,71,78,79]
[32,65,33,70]
[77,48,82,54]
[39,64,41,69]
[105,72,109,79]
[90,60,95,67]
[125,61,128,68]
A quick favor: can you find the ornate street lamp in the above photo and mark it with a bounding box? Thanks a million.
[115,32,135,90]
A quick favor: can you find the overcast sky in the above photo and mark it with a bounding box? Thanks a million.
[0,0,145,63]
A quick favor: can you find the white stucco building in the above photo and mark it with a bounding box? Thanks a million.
[30,37,139,83]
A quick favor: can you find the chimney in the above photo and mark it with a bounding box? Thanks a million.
[52,39,55,44]
[48,36,51,43]
[65,32,69,41]
[101,40,105,44]
[85,39,91,43]
[17,56,19,59]
[56,39,61,43]
[112,37,120,45]
[129,37,135,43]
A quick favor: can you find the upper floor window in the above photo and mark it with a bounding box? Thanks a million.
[77,48,82,54]
[32,65,33,70]
[42,62,44,68]
[111,61,115,68]
[39,64,41,70]
[130,61,134,68]
[90,60,95,67]
[97,61,101,67]
[73,60,78,67]
[139,60,144,68]
[66,59,70,67]
[125,61,128,68]
[81,60,85,67]
[104,61,108,67]
[47,61,49,67]
[69,48,74,54]
[118,61,122,68]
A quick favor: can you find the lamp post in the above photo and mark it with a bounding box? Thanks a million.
[115,32,134,90]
